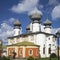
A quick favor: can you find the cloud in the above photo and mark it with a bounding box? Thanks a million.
[0,23,14,45]
[3,18,16,24]
[54,28,60,33]
[10,0,39,13]
[28,7,42,16]
[0,18,16,45]
[51,28,60,34]
[48,0,59,6]
[9,18,16,23]
[51,5,60,19]
[38,4,44,9]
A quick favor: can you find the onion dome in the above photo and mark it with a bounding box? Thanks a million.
[14,20,21,26]
[29,8,42,20]
[26,24,30,30]
[44,19,52,26]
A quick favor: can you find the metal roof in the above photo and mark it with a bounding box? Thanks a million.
[44,19,52,25]
[14,20,21,26]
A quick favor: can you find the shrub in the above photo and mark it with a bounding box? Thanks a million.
[50,53,57,58]
[0,56,10,60]
[27,56,34,60]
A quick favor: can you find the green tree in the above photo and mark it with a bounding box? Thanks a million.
[27,56,34,60]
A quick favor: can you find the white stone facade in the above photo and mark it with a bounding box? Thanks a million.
[8,25,57,58]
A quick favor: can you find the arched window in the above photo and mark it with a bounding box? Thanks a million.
[20,49,23,55]
[49,44,51,54]
[43,44,45,54]
[29,49,33,55]
[49,48,51,54]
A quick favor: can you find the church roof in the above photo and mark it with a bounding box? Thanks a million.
[29,8,42,16]
[44,19,52,25]
[14,20,21,26]
[30,12,42,20]
[7,41,40,47]
[29,8,42,20]
[8,31,56,39]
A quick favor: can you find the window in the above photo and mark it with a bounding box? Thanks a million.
[49,48,51,54]
[20,50,22,55]
[48,37,50,40]
[43,47,45,54]
[29,49,33,55]
[49,44,51,54]
[43,45,45,54]
[8,48,15,55]
[30,50,32,54]
[52,44,54,46]
[49,44,51,47]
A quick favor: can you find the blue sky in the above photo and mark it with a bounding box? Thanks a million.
[0,0,60,45]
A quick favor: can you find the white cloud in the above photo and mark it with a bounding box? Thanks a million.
[0,18,17,45]
[51,5,60,19]
[48,0,59,6]
[10,0,39,13]
[38,4,44,9]
[51,28,60,34]
[28,7,42,16]
[3,18,16,24]
[9,18,16,23]
[0,22,14,45]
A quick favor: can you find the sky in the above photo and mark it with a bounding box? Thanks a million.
[0,0,60,45]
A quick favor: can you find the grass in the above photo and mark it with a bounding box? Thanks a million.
[36,57,58,60]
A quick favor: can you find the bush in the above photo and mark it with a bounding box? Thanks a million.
[0,56,10,60]
[27,56,34,60]
[50,53,57,58]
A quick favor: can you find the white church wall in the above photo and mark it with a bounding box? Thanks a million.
[30,23,33,32]
[45,28,51,33]
[20,37,23,42]
[32,23,40,32]
[34,33,46,57]
[14,29,20,36]
[28,35,34,43]
[45,35,56,57]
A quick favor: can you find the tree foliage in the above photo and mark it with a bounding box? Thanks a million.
[0,56,10,60]
[27,56,34,60]
[50,53,57,58]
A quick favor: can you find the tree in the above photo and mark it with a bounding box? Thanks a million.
[27,56,34,60]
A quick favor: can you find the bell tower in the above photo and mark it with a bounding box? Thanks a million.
[44,19,52,33]
[14,20,21,36]
[29,8,42,32]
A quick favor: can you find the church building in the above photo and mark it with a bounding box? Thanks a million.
[7,9,57,58]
